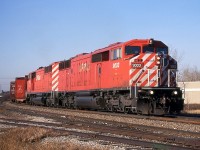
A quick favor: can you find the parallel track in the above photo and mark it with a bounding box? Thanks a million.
[6,100,200,125]
[0,100,199,149]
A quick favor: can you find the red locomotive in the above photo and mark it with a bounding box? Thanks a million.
[11,38,184,115]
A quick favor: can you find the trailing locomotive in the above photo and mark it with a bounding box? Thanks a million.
[11,38,184,115]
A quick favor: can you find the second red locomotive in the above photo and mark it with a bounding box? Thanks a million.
[11,38,184,115]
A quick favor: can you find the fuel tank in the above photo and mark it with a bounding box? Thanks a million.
[75,91,95,96]
[30,95,45,105]
[75,96,100,109]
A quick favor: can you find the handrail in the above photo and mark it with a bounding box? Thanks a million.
[134,70,145,98]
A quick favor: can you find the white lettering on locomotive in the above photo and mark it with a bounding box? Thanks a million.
[17,85,23,94]
[113,62,120,69]
[132,63,142,68]
[79,63,90,72]
[36,75,41,81]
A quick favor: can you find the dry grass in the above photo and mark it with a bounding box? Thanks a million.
[185,109,200,114]
[184,104,200,110]
[0,127,50,150]
[0,127,103,150]
[0,108,6,113]
[184,104,200,114]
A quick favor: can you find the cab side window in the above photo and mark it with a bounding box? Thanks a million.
[111,48,122,60]
[143,46,154,53]
[125,46,140,55]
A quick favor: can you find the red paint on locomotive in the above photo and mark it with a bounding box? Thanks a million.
[14,77,27,102]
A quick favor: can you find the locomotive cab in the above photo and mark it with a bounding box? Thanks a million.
[127,39,184,115]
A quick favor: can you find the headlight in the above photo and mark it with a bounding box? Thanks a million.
[149,90,154,95]
[173,91,178,95]
[156,61,161,65]
[156,56,161,60]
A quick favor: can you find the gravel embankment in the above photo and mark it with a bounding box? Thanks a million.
[6,102,200,133]
[42,136,134,150]
[1,101,200,150]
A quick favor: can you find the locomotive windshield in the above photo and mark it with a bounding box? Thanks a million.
[155,47,168,54]
[125,46,141,55]
[143,45,154,53]
[143,46,168,54]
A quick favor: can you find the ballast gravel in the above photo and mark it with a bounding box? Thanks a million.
[6,102,200,133]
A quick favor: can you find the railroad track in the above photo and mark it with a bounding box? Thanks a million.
[0,100,200,149]
[0,116,198,150]
[5,100,200,125]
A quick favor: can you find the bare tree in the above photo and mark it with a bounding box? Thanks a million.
[182,66,200,81]
[169,47,200,81]
[169,47,184,66]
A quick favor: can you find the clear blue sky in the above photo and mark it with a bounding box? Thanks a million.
[0,0,200,91]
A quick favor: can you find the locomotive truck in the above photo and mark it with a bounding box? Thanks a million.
[11,38,184,115]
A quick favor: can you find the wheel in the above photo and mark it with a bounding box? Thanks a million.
[124,107,128,114]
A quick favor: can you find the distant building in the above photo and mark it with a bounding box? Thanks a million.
[178,81,200,104]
